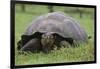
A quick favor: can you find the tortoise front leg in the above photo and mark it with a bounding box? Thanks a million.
[21,38,42,53]
[60,41,71,48]
[54,39,62,50]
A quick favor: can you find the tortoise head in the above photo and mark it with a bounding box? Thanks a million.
[41,33,55,53]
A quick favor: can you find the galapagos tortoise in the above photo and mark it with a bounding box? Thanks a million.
[17,12,88,53]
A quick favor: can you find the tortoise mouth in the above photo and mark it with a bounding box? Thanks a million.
[41,38,55,53]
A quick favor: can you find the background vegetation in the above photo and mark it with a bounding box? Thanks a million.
[15,4,95,65]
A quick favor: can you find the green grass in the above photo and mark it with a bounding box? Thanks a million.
[16,41,94,65]
[15,5,95,65]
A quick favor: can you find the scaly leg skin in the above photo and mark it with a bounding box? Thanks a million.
[21,38,42,53]
[60,41,71,48]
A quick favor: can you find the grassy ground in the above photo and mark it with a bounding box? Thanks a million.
[15,5,95,65]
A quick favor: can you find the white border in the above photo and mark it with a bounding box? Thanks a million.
[0,0,99,69]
